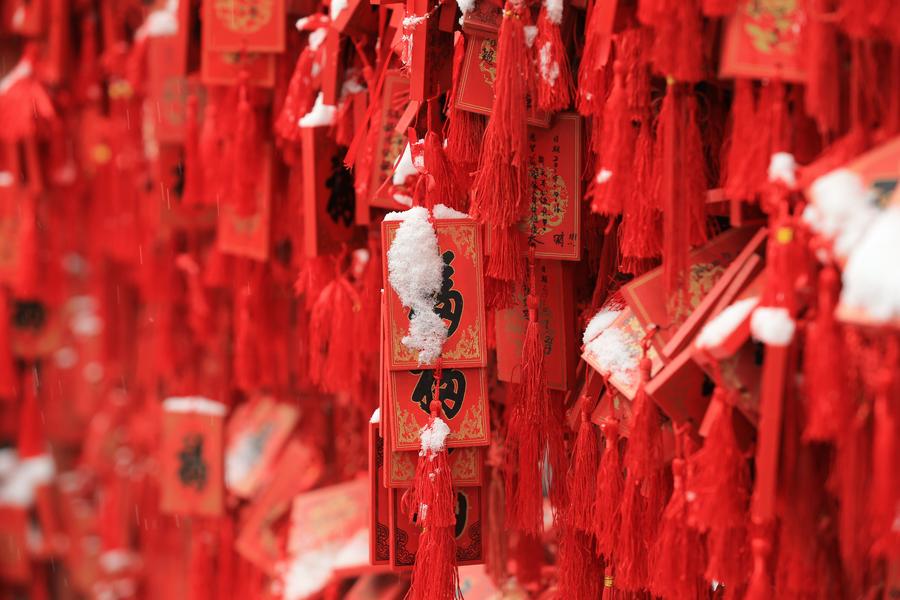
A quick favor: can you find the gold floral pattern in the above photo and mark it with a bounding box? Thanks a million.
[214,0,273,34]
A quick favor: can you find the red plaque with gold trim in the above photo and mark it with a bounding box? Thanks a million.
[202,0,286,53]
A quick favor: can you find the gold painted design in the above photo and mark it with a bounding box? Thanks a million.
[396,409,420,446]
[446,224,478,262]
[478,39,497,87]
[214,0,273,34]
[742,0,798,55]
[451,448,478,482]
[522,164,567,237]
[390,451,416,483]
[450,400,486,442]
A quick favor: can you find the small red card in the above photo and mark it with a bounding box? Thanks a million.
[581,306,663,401]
[389,485,484,570]
[382,218,488,370]
[237,439,323,574]
[388,368,490,451]
[367,71,411,211]
[202,0,286,53]
[159,397,226,518]
[201,50,276,88]
[521,114,582,260]
[496,260,576,391]
[369,421,391,566]
[621,227,760,356]
[385,445,484,487]
[300,128,360,257]
[225,396,299,498]
[719,0,805,82]
[217,145,272,261]
[455,31,551,128]
[145,0,191,143]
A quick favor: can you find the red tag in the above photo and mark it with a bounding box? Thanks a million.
[217,145,273,261]
[300,128,360,257]
[389,486,484,570]
[621,227,760,356]
[387,368,490,451]
[368,72,412,211]
[369,421,391,565]
[460,2,502,34]
[160,397,226,517]
[381,218,488,370]
[145,0,191,142]
[720,0,805,82]
[236,439,322,574]
[201,50,276,88]
[644,345,709,426]
[225,396,299,498]
[331,0,378,35]
[455,31,550,128]
[385,445,483,487]
[521,114,583,260]
[581,306,664,401]
[202,0,286,53]
[496,260,576,391]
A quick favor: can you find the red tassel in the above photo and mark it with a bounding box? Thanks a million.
[593,421,623,559]
[275,42,320,145]
[722,80,765,207]
[0,44,56,142]
[568,407,600,532]
[0,290,18,400]
[182,95,203,207]
[534,0,574,113]
[803,0,842,136]
[577,0,612,116]
[407,398,460,600]
[17,368,44,458]
[589,57,634,217]
[423,131,467,213]
[649,458,705,600]
[230,76,259,217]
[650,0,706,83]
[470,1,532,283]
[233,282,259,393]
[189,524,214,600]
[216,517,235,600]
[686,387,751,589]
[445,35,486,169]
[485,444,508,586]
[14,192,39,299]
[803,265,848,442]
[871,338,899,558]
[557,519,603,598]
[616,358,668,591]
[655,81,708,296]
[745,535,773,600]
[199,95,224,206]
[619,115,662,275]
[309,270,361,395]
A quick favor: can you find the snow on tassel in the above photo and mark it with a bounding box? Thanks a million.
[592,420,623,559]
[803,265,848,441]
[617,349,668,591]
[407,388,460,600]
[385,206,447,365]
[504,256,564,535]
[230,74,259,217]
[309,261,361,394]
[182,95,203,206]
[470,1,531,283]
[655,79,708,298]
[804,168,879,262]
[567,405,600,532]
[649,455,706,600]
[534,0,573,113]
[685,385,751,590]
